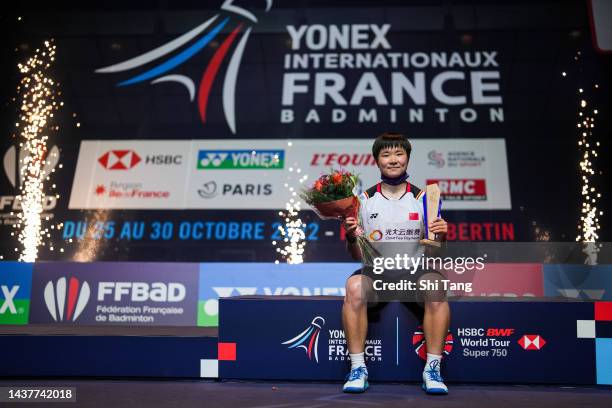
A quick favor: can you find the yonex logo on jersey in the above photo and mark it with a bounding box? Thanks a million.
[370,213,378,219]
[197,150,285,170]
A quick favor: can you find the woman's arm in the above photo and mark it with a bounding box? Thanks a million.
[343,217,363,261]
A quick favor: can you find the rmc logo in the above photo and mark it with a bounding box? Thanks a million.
[95,0,273,134]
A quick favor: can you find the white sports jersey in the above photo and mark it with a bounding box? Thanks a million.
[358,182,427,262]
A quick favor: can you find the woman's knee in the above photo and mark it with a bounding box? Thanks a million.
[425,301,448,311]
[344,276,366,307]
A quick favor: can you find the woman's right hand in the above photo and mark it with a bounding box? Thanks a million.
[343,217,359,240]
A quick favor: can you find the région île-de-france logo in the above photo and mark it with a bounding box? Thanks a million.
[95,0,273,134]
[282,316,326,363]
[44,277,91,322]
[98,150,141,170]
[413,326,454,360]
[518,334,546,350]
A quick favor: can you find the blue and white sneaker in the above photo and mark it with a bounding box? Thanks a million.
[343,366,369,393]
[422,360,448,395]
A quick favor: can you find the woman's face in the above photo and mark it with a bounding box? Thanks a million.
[377,146,408,178]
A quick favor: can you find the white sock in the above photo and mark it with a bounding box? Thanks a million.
[349,352,366,370]
[425,353,442,372]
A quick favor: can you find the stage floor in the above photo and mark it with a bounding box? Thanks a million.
[1,380,609,408]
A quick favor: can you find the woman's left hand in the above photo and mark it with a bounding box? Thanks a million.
[429,217,448,235]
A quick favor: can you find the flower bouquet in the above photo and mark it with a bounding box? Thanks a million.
[300,170,360,220]
[300,170,380,265]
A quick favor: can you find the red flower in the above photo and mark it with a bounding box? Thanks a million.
[331,172,343,184]
[314,180,323,191]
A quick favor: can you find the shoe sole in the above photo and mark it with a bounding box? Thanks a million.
[343,381,369,393]
[421,383,448,395]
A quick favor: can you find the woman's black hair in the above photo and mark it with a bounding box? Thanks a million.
[372,132,412,161]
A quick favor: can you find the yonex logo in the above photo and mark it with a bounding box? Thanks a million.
[518,334,546,350]
[282,316,326,363]
[95,0,273,134]
[370,213,378,219]
[98,150,142,170]
[198,152,229,169]
[44,277,90,322]
[197,150,284,170]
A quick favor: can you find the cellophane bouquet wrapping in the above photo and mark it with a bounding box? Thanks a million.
[300,170,380,265]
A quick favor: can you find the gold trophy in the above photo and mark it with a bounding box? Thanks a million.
[420,183,442,247]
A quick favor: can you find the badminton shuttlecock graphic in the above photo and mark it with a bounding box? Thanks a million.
[282,316,326,363]
[95,0,273,134]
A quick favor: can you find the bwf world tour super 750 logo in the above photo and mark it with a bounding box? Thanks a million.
[95,0,273,134]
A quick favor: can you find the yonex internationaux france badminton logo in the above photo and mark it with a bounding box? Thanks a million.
[95,0,273,134]
[44,277,91,322]
[282,316,326,363]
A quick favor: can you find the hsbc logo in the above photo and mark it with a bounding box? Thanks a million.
[427,179,487,201]
[98,150,141,170]
[518,334,546,350]
[44,277,91,322]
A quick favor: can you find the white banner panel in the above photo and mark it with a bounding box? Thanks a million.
[69,139,510,210]
[69,140,192,209]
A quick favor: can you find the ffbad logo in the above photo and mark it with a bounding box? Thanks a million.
[97,282,186,302]
[518,334,546,350]
[44,277,90,322]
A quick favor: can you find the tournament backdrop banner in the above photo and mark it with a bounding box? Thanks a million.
[0,262,32,325]
[68,139,510,210]
[198,262,359,326]
[1,2,609,261]
[219,297,603,384]
[29,262,199,326]
[544,264,612,301]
